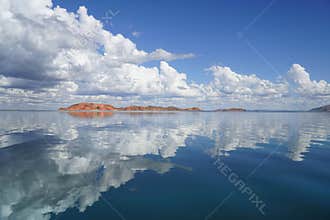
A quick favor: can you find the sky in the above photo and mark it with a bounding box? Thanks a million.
[0,0,329,110]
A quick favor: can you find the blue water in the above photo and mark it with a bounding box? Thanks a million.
[0,111,330,220]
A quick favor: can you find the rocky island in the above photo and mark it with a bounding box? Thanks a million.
[310,104,330,112]
[59,103,250,112]
[59,102,201,112]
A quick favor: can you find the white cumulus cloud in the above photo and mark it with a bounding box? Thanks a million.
[286,64,330,97]
[0,0,329,110]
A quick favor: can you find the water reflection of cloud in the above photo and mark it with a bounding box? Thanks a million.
[1,112,330,160]
[0,112,330,219]
[0,137,173,220]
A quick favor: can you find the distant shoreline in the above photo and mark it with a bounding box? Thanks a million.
[57,102,330,112]
[58,102,247,112]
[0,103,328,113]
[0,109,328,113]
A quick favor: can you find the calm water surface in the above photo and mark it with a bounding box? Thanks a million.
[0,111,329,220]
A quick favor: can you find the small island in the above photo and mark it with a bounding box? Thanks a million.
[59,103,248,112]
[59,102,202,112]
[310,104,330,112]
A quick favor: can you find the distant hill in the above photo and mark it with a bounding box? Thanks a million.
[58,103,252,112]
[59,103,115,111]
[310,105,330,112]
[59,103,201,112]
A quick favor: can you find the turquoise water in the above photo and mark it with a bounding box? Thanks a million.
[0,111,330,220]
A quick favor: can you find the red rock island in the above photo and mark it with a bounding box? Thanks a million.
[59,102,201,112]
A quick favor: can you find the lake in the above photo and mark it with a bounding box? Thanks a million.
[0,111,329,220]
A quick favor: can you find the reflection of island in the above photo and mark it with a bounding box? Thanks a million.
[0,112,198,220]
[0,112,330,219]
[1,112,330,161]
[68,111,114,118]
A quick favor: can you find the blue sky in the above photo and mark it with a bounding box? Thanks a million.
[0,0,329,110]
[54,0,330,83]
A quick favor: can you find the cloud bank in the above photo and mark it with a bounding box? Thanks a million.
[0,0,329,110]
